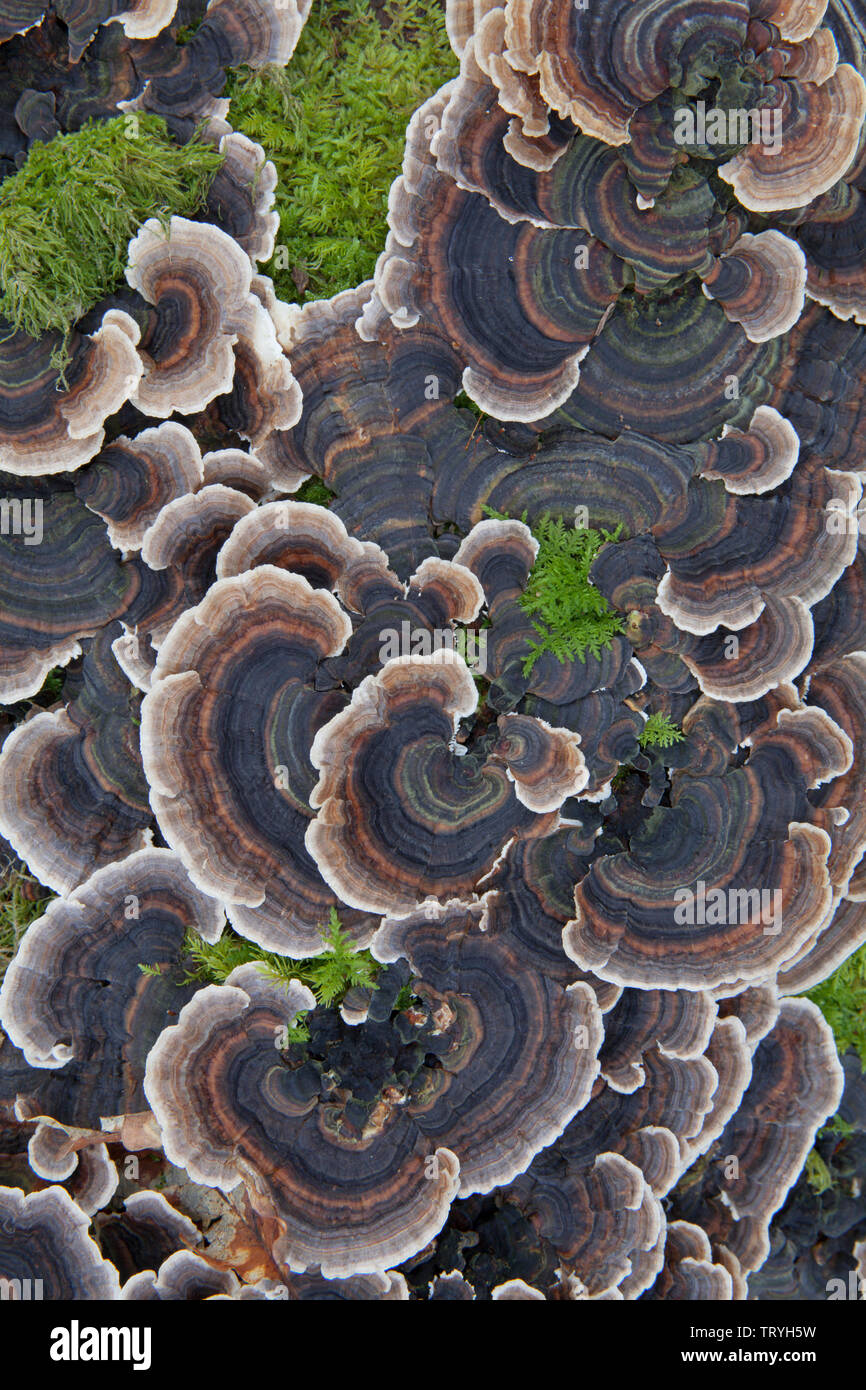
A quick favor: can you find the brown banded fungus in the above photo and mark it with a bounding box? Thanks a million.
[307,651,587,916]
[125,215,299,426]
[144,963,463,1277]
[0,309,142,477]
[564,706,850,990]
[0,848,223,1131]
[0,472,140,702]
[372,897,603,1192]
[140,566,376,954]
[670,998,844,1272]
[0,624,152,893]
[0,1184,120,1298]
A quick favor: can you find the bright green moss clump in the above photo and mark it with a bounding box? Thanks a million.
[175,907,380,1010]
[518,516,625,674]
[226,0,458,303]
[0,114,224,342]
[638,712,685,750]
[805,940,866,1068]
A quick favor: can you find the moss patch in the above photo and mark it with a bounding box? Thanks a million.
[178,907,380,1008]
[0,114,224,345]
[294,476,336,507]
[226,0,458,304]
[519,516,625,674]
[0,867,49,986]
[805,940,866,1069]
[638,712,685,750]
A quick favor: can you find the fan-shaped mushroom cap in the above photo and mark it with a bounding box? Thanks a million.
[0,1,47,44]
[135,483,256,645]
[74,422,203,550]
[697,406,800,495]
[369,94,628,421]
[261,282,462,575]
[720,65,866,212]
[754,0,829,41]
[373,897,602,1192]
[215,500,399,604]
[144,970,462,1278]
[597,988,716,1094]
[434,47,718,279]
[141,566,377,954]
[0,626,151,892]
[202,290,302,451]
[127,215,298,423]
[12,85,59,145]
[643,1220,735,1300]
[717,984,781,1050]
[0,849,222,1130]
[702,232,807,343]
[0,309,142,476]
[13,0,176,61]
[0,1184,121,1297]
[778,896,866,992]
[204,0,310,65]
[683,1016,753,1163]
[122,1248,241,1300]
[112,0,178,40]
[0,473,139,702]
[654,457,860,640]
[564,706,850,989]
[307,652,584,916]
[788,129,866,323]
[201,447,271,498]
[26,1127,119,1215]
[538,279,793,447]
[204,128,279,266]
[804,653,866,899]
[139,0,311,118]
[493,712,589,810]
[505,0,752,144]
[65,1141,119,1216]
[675,998,843,1272]
[493,834,622,988]
[125,216,249,415]
[540,1039,723,1202]
[509,1148,665,1297]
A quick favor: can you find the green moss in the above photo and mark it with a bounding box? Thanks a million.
[294,476,336,507]
[0,867,49,985]
[179,907,380,1010]
[38,668,66,701]
[638,712,685,750]
[226,0,458,303]
[805,940,866,1068]
[804,1147,834,1195]
[0,114,224,345]
[512,515,625,674]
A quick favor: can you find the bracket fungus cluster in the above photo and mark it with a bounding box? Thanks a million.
[1,0,866,1303]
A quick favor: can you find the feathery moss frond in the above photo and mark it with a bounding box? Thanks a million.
[638,712,685,749]
[515,515,625,674]
[182,907,380,1012]
[0,114,224,342]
